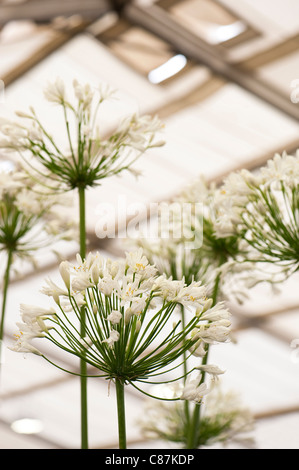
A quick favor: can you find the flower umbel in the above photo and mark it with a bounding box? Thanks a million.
[0,79,164,193]
[217,149,299,282]
[132,174,248,298]
[0,165,75,264]
[11,249,231,389]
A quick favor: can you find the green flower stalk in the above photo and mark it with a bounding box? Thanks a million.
[10,248,231,449]
[0,165,75,365]
[0,77,164,448]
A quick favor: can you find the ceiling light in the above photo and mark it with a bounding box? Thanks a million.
[148,54,187,84]
[11,418,44,435]
[207,20,247,44]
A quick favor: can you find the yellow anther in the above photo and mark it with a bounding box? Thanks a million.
[136,263,146,270]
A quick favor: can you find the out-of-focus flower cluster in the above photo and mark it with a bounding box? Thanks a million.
[133,174,256,303]
[139,380,255,448]
[0,163,76,271]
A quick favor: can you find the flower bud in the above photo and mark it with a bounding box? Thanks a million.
[59,261,70,290]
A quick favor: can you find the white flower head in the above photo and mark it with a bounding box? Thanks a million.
[199,302,231,322]
[107,310,123,325]
[180,372,210,403]
[174,281,207,309]
[9,331,42,355]
[40,278,68,304]
[152,275,184,301]
[98,276,119,297]
[98,82,117,102]
[73,79,93,110]
[43,77,66,104]
[20,304,56,325]
[196,364,225,380]
[194,319,231,344]
[16,320,47,337]
[71,271,93,292]
[125,248,157,280]
[189,339,206,357]
[102,329,120,348]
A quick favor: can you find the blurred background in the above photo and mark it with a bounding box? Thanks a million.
[0,0,299,449]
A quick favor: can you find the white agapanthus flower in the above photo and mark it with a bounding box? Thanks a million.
[11,331,42,355]
[125,247,157,279]
[193,319,231,344]
[43,77,66,104]
[106,310,122,325]
[40,278,68,302]
[259,150,299,187]
[180,372,210,403]
[19,304,56,325]
[102,329,120,348]
[198,301,231,322]
[196,364,225,380]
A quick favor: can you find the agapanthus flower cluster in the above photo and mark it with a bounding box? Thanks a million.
[216,150,299,281]
[10,248,231,399]
[0,163,76,269]
[139,379,255,448]
[0,78,164,193]
[133,175,251,299]
[132,197,205,286]
[177,176,248,285]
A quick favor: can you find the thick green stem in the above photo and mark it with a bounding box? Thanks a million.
[116,379,127,449]
[78,186,88,449]
[186,271,221,449]
[0,249,13,348]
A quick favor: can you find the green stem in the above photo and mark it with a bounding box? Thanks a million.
[186,346,209,449]
[211,270,221,307]
[0,249,13,347]
[78,186,88,449]
[180,304,190,430]
[186,271,221,449]
[115,379,127,449]
[79,186,86,260]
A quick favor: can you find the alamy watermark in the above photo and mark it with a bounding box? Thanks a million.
[94,197,204,249]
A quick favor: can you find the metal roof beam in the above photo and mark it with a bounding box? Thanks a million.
[124,3,299,121]
[0,0,111,25]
